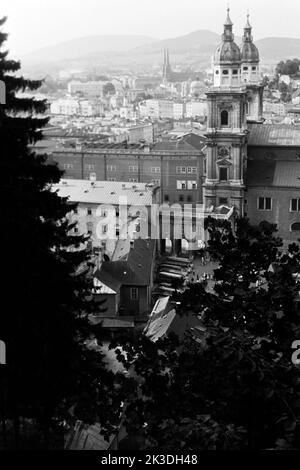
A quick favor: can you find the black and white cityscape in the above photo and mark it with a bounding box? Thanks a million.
[1,0,300,454]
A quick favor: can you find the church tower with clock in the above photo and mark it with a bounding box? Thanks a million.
[203,9,254,216]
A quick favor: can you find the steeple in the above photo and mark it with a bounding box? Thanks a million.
[165,49,170,67]
[240,12,263,122]
[162,49,172,83]
[225,6,233,26]
[240,12,259,65]
[243,12,253,43]
[213,7,241,76]
[245,11,251,29]
[222,7,234,42]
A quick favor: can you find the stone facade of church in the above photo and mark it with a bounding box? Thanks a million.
[204,9,300,246]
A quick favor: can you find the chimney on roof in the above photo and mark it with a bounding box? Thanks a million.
[130,240,135,249]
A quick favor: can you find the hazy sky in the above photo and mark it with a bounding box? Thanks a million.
[1,0,299,56]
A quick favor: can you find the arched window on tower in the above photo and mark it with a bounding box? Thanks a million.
[221,110,229,126]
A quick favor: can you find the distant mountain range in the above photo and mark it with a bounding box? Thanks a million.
[23,35,158,63]
[21,30,300,72]
[256,37,300,61]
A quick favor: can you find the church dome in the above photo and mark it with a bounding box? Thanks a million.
[214,41,241,65]
[240,14,259,63]
[241,41,259,63]
[213,8,241,65]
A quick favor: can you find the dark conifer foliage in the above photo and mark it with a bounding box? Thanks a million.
[0,17,120,448]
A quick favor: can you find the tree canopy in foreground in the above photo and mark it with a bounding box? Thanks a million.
[0,16,122,449]
[111,218,300,450]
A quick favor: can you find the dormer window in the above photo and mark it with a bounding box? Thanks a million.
[221,110,229,126]
[222,70,229,75]
[215,70,219,74]
[252,66,256,71]
[233,70,238,75]
[243,66,248,71]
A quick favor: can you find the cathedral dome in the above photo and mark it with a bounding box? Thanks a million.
[214,41,241,65]
[240,14,259,63]
[213,8,241,65]
[241,41,259,63]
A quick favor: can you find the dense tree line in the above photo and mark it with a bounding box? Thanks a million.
[276,58,300,77]
[111,218,300,450]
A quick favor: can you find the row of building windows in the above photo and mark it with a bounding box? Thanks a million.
[93,174,198,186]
[129,166,138,173]
[215,66,257,75]
[74,207,110,217]
[110,178,160,184]
[64,163,198,175]
[176,180,197,190]
[107,165,117,172]
[256,197,300,212]
[85,222,108,235]
[85,164,95,171]
[176,166,197,174]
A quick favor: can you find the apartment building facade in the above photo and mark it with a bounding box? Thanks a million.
[47,140,205,206]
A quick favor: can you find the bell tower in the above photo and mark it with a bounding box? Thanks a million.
[240,13,264,123]
[203,8,248,216]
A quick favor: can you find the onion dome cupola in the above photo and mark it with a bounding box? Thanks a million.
[240,13,260,83]
[213,8,241,88]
